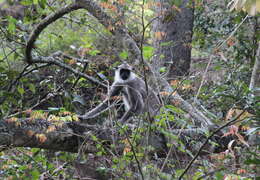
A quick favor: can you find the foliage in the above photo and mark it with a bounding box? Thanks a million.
[0,0,259,179]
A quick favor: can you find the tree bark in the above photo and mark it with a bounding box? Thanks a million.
[153,0,194,77]
[0,117,231,155]
[249,42,260,96]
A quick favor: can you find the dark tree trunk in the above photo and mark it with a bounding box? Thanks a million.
[152,0,194,77]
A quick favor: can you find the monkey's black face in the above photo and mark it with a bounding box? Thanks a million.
[120,69,131,80]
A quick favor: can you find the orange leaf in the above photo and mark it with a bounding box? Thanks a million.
[171,98,180,106]
[111,96,122,101]
[35,134,47,143]
[225,108,235,121]
[241,125,250,131]
[27,130,35,137]
[5,117,18,123]
[46,125,56,133]
[25,109,32,115]
[172,5,181,12]
[122,139,131,155]
[160,91,170,96]
[225,108,253,121]
[68,59,76,65]
[222,125,238,136]
[59,111,71,116]
[155,2,161,7]
[170,80,179,86]
[118,0,125,5]
[227,37,236,47]
[237,169,247,174]
[154,31,166,40]
[182,84,191,90]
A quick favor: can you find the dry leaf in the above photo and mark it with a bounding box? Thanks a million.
[225,108,253,121]
[154,31,166,40]
[237,169,247,174]
[227,37,236,47]
[170,80,179,86]
[5,117,18,123]
[68,59,76,65]
[172,5,181,12]
[46,125,56,133]
[35,134,47,143]
[160,91,170,96]
[27,130,35,137]
[122,139,131,155]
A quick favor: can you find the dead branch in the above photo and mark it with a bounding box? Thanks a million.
[0,116,233,156]
[249,41,260,95]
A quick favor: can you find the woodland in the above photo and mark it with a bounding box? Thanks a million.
[0,0,259,179]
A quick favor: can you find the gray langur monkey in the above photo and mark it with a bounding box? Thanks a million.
[79,63,161,124]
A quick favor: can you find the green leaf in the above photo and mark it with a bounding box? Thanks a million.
[244,158,260,165]
[7,17,17,33]
[143,46,154,60]
[164,105,185,114]
[31,169,40,179]
[171,0,183,7]
[89,49,100,56]
[215,171,224,180]
[21,0,33,6]
[119,50,128,60]
[48,107,61,111]
[17,86,25,95]
[29,83,36,94]
[160,41,174,47]
[159,67,166,73]
[39,0,47,9]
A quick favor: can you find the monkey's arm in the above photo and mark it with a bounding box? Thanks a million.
[79,83,122,120]
[119,96,142,123]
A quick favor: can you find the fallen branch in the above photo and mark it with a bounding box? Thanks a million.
[0,116,232,155]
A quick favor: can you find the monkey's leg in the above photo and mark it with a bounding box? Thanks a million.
[119,108,136,124]
[79,84,123,121]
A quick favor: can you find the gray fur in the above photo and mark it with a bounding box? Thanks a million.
[79,63,161,123]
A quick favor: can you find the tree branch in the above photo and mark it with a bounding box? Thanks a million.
[0,116,232,156]
[249,41,260,94]
[24,0,213,127]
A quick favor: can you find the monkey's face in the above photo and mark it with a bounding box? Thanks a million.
[120,68,131,80]
[114,63,136,83]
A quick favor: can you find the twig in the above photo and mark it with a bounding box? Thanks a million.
[215,15,249,51]
[194,55,213,102]
[6,87,62,118]
[118,124,144,180]
[249,41,260,91]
